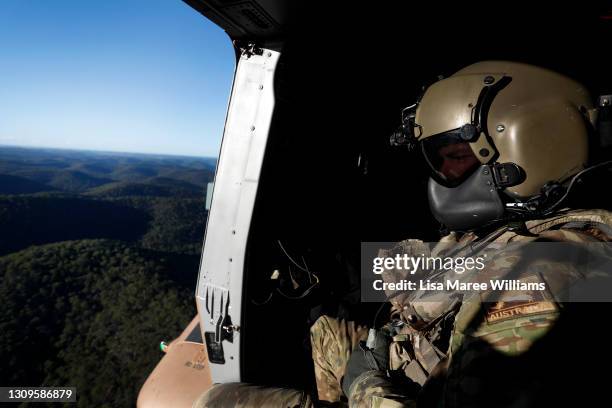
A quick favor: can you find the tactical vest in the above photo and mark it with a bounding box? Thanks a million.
[381,209,612,388]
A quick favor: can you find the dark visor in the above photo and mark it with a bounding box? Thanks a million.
[421,130,481,187]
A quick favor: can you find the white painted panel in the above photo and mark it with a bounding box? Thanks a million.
[196,48,279,382]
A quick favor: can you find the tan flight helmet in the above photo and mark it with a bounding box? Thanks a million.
[414,60,595,198]
[405,61,596,230]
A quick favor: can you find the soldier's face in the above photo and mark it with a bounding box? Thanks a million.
[437,142,480,182]
[422,132,481,186]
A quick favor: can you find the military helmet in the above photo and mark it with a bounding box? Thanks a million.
[406,61,595,230]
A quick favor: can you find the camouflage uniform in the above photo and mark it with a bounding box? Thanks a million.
[193,382,313,407]
[440,209,612,407]
[196,210,612,407]
[313,209,612,407]
[310,315,369,403]
[347,371,417,408]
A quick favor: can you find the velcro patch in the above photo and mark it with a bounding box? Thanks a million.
[483,276,557,324]
[485,300,557,324]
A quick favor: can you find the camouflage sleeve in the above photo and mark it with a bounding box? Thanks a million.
[310,315,369,403]
[348,370,417,408]
[193,382,313,408]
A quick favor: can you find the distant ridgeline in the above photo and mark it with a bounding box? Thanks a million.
[0,146,216,256]
[0,146,215,406]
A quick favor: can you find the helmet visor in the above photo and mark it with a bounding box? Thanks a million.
[421,130,481,187]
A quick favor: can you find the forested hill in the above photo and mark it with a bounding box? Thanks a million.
[0,194,207,257]
[0,194,150,256]
[0,240,196,407]
[0,146,214,407]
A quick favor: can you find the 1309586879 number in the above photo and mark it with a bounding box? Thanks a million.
[0,387,76,402]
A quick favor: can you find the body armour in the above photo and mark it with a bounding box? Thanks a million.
[377,209,612,407]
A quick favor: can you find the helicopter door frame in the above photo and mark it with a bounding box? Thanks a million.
[196,45,280,383]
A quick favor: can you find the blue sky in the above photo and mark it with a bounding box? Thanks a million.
[0,0,234,158]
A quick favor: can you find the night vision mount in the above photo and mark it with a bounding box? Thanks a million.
[389,103,419,150]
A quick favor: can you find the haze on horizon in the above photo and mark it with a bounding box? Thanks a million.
[0,0,234,158]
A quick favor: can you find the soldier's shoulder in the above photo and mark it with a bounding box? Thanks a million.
[547,208,612,240]
[534,208,612,228]
[558,208,612,224]
[379,238,431,258]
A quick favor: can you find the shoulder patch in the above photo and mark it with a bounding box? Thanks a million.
[484,299,557,324]
[482,275,558,324]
